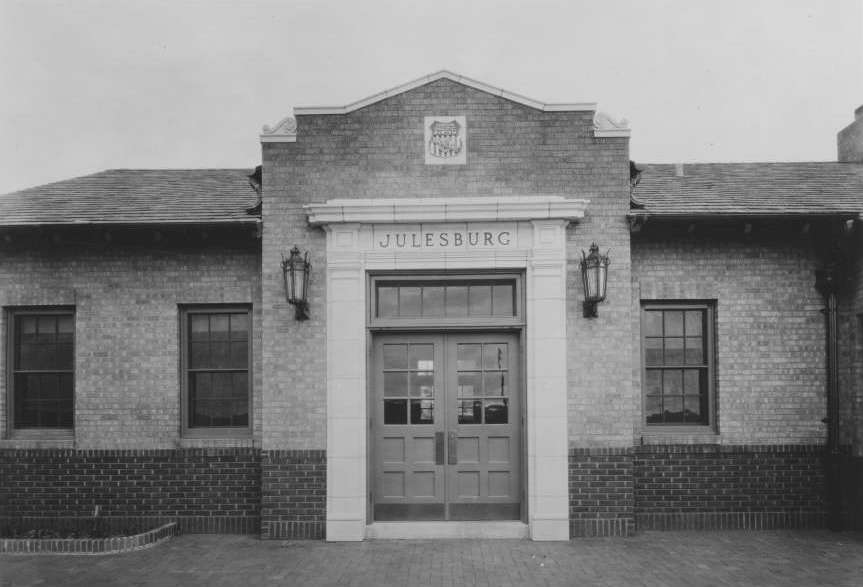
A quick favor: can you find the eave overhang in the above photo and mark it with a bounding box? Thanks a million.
[0,218,261,228]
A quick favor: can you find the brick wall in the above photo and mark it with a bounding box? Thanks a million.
[634,444,825,530]
[568,444,827,535]
[0,448,260,533]
[261,450,325,539]
[838,221,863,528]
[628,225,830,532]
[0,231,262,448]
[839,226,863,456]
[0,232,264,534]
[632,226,827,445]
[569,448,635,536]
[260,77,632,534]
[261,77,632,452]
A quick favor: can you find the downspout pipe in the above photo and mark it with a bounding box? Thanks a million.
[815,267,842,530]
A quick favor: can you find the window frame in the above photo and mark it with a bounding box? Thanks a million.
[179,304,252,438]
[640,301,716,432]
[5,306,76,439]
[367,272,525,330]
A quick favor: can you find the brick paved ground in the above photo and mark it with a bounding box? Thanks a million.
[2,531,862,587]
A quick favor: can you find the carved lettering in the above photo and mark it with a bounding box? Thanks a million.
[375,228,514,249]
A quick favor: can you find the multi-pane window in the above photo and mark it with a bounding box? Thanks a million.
[376,280,516,319]
[642,303,714,426]
[456,342,509,424]
[182,307,250,432]
[381,343,435,425]
[9,310,75,429]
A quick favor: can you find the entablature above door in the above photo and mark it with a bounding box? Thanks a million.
[305,195,589,226]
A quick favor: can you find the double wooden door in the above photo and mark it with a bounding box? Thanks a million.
[372,332,521,521]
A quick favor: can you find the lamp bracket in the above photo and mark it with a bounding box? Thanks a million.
[293,300,310,321]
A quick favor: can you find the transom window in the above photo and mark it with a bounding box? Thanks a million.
[8,309,75,430]
[641,303,714,426]
[181,306,251,434]
[372,276,519,321]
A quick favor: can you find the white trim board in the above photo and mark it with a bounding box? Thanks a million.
[305,196,589,226]
[366,522,529,540]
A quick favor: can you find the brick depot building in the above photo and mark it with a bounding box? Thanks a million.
[1,72,862,540]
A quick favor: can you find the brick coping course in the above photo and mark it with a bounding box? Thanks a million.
[0,522,178,555]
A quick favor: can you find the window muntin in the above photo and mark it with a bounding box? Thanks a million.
[642,304,713,426]
[182,308,251,432]
[10,310,75,429]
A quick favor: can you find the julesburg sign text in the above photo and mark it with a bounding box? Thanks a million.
[373,225,516,250]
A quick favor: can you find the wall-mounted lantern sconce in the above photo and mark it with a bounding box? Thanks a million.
[580,243,610,318]
[281,246,311,321]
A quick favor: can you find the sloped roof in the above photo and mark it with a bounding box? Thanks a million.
[633,162,863,217]
[4,162,862,227]
[0,169,260,226]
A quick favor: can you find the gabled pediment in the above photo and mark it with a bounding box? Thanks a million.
[260,70,630,142]
[294,70,596,115]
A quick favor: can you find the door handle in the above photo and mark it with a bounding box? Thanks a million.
[434,432,444,465]
[448,431,457,465]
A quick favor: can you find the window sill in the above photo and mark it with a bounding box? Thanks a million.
[179,436,261,448]
[1,428,75,449]
[179,432,258,449]
[640,427,719,446]
[183,427,251,438]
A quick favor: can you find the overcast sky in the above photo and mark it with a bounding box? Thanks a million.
[1,0,861,194]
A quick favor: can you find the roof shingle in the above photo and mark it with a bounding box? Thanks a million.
[633,162,863,216]
[3,163,862,226]
[0,169,259,226]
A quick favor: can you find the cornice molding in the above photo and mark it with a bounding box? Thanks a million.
[305,195,589,226]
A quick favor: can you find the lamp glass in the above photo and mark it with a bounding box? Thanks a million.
[580,244,609,303]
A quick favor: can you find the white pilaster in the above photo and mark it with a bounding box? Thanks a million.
[526,219,570,540]
[325,224,366,541]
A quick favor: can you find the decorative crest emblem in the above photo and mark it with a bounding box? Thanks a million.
[424,116,467,164]
[429,120,463,158]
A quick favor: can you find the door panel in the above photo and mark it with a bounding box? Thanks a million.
[373,332,521,521]
[373,335,445,521]
[446,334,521,520]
